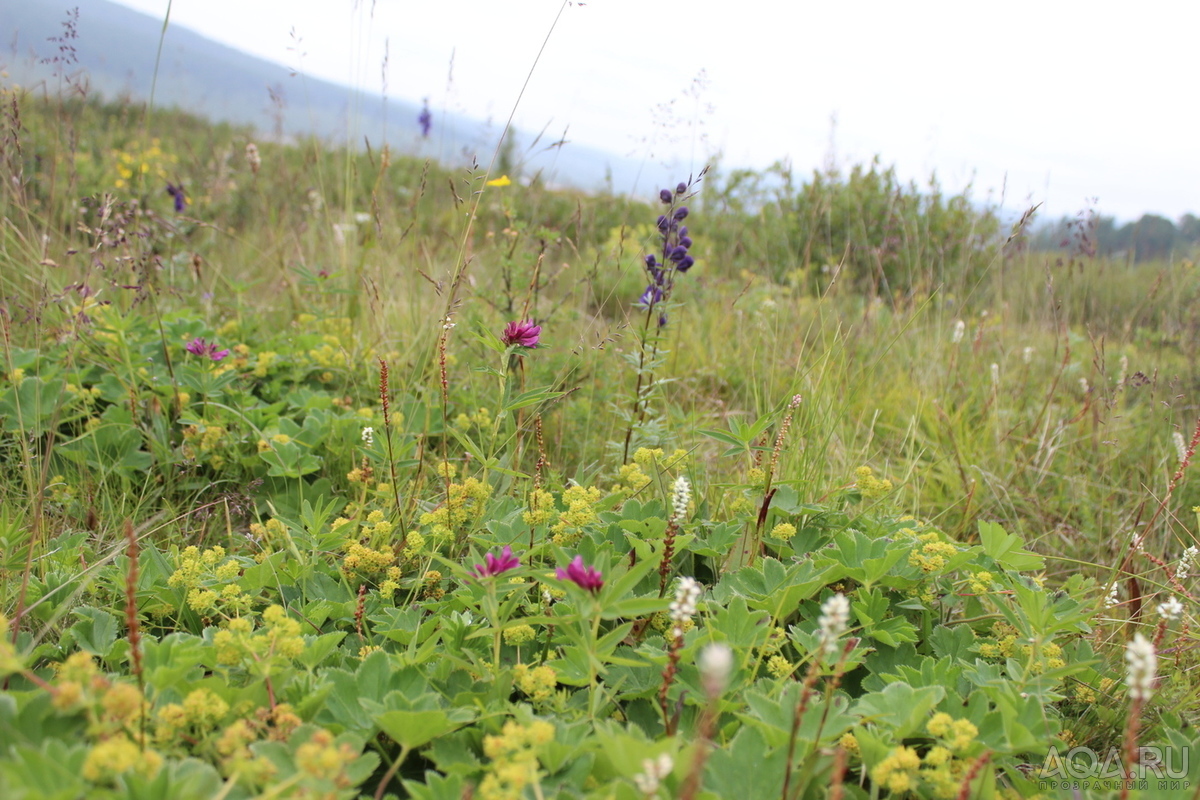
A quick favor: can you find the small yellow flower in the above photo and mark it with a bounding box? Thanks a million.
[486,174,512,187]
[771,522,797,541]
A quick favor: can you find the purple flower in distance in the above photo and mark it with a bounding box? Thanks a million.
[675,182,687,195]
[166,183,186,212]
[471,545,520,579]
[186,337,230,362]
[501,320,541,348]
[418,100,432,138]
[659,188,673,204]
[556,556,604,593]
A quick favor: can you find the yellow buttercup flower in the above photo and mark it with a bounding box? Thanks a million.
[486,175,512,187]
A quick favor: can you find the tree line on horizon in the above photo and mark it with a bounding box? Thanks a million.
[1030,211,1200,262]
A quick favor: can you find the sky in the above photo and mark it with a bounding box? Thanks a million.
[107,0,1198,222]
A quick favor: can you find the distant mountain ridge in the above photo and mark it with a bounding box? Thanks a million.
[0,0,666,191]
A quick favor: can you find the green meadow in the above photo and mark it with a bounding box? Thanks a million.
[0,61,1198,800]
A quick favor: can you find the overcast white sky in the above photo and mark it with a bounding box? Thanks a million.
[109,0,1198,221]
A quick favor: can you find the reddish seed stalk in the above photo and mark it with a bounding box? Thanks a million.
[678,695,718,800]
[355,583,368,642]
[658,520,679,597]
[658,628,685,735]
[377,359,404,522]
[954,752,991,800]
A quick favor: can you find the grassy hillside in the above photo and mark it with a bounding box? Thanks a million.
[1,77,1198,799]
[0,0,663,190]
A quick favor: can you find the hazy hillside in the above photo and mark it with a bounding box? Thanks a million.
[0,0,665,190]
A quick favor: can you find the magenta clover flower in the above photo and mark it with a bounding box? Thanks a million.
[556,556,604,593]
[185,337,230,362]
[471,545,520,579]
[501,320,541,348]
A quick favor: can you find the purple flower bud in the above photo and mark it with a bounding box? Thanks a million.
[658,312,669,327]
[669,246,689,262]
[659,189,673,204]
[673,207,689,221]
[677,255,695,272]
[556,555,604,593]
[678,226,688,238]
[679,236,693,249]
[639,284,664,305]
[471,545,521,579]
[418,100,432,138]
[166,183,186,213]
[676,182,687,195]
[645,254,658,268]
[657,215,670,232]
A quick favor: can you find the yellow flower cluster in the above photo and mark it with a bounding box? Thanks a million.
[422,570,445,601]
[648,611,695,641]
[839,732,859,754]
[870,745,922,793]
[83,735,163,783]
[612,448,690,495]
[907,532,958,573]
[967,571,994,594]
[248,518,289,548]
[167,545,250,616]
[503,624,537,646]
[106,137,176,189]
[927,713,978,752]
[479,719,555,800]
[181,423,231,469]
[295,729,361,787]
[766,655,795,678]
[213,605,305,670]
[522,489,556,526]
[154,687,229,746]
[420,477,491,538]
[855,466,893,499]
[771,522,797,541]
[613,462,652,494]
[513,664,557,702]
[378,565,403,597]
[550,484,603,545]
[454,407,495,430]
[342,541,396,578]
[729,496,755,515]
[974,622,1064,674]
[253,350,277,377]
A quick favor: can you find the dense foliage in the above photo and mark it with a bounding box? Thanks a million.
[1,84,1199,800]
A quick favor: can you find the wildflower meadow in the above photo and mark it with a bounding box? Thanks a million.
[1,12,1200,800]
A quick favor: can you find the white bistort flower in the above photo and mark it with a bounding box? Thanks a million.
[1157,596,1184,622]
[698,643,733,697]
[632,754,673,796]
[817,593,851,657]
[671,475,692,521]
[669,577,702,627]
[951,319,966,344]
[1125,633,1157,702]
[1178,546,1198,581]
